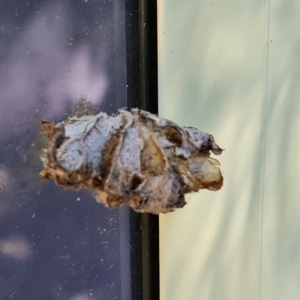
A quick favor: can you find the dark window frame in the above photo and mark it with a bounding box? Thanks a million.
[124,1,159,299]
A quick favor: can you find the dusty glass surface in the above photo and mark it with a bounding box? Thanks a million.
[0,1,131,299]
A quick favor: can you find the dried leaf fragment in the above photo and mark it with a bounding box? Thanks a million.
[40,109,223,214]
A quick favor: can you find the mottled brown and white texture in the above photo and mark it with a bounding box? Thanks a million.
[40,109,223,214]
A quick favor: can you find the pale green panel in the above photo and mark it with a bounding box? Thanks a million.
[261,0,300,299]
[158,0,264,300]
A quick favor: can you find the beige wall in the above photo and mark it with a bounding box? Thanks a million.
[158,0,300,299]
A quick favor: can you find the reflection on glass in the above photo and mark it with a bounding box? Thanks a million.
[0,1,130,299]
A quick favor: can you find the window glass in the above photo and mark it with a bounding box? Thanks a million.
[0,1,130,299]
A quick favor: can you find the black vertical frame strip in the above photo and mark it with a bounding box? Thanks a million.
[124,0,159,300]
